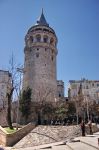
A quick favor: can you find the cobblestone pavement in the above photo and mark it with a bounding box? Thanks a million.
[13,125,81,148]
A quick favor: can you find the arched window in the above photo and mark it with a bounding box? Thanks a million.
[36,34,41,42]
[50,38,54,45]
[43,35,48,43]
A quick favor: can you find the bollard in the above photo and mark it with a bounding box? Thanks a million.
[98,138,99,146]
[0,148,4,150]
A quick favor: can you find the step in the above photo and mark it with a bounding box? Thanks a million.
[94,132,99,135]
[75,136,99,149]
[12,141,69,150]
[67,141,97,150]
[40,145,72,150]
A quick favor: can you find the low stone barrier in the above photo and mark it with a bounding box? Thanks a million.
[85,123,99,134]
[0,123,36,146]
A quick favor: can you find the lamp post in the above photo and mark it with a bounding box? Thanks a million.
[86,95,90,122]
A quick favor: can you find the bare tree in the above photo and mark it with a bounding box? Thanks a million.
[6,53,22,129]
[72,84,84,124]
[33,86,55,124]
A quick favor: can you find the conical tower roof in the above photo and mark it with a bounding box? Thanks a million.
[36,9,49,26]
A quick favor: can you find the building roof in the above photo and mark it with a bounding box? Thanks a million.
[69,79,99,83]
[36,9,49,26]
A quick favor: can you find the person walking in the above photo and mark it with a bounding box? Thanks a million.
[81,120,86,136]
[88,120,93,135]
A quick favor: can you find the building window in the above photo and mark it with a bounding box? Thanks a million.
[45,48,47,51]
[97,84,99,87]
[43,35,48,43]
[59,93,61,97]
[86,86,88,89]
[92,83,94,87]
[37,48,39,51]
[36,34,41,42]
[52,56,53,61]
[2,85,5,89]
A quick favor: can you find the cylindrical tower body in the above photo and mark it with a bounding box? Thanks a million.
[23,11,58,102]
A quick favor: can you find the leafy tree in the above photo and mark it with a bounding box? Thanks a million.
[51,101,67,120]
[19,87,32,124]
[6,80,14,129]
[33,86,54,124]
[52,101,76,120]
[67,101,76,115]
[42,102,55,121]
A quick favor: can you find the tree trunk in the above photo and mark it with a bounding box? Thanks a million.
[37,111,41,125]
[7,88,14,129]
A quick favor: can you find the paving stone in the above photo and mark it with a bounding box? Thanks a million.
[75,136,99,149]
[67,141,97,150]
[52,145,71,150]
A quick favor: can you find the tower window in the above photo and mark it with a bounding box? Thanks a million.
[36,53,39,58]
[52,56,53,61]
[50,38,54,45]
[30,36,33,43]
[43,35,48,43]
[36,34,41,42]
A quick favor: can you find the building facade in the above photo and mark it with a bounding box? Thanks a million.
[57,80,64,98]
[0,70,12,126]
[0,70,11,109]
[23,10,64,102]
[68,78,99,104]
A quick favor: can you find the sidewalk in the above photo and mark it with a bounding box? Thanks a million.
[3,131,99,150]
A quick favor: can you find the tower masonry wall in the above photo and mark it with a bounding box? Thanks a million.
[23,25,58,102]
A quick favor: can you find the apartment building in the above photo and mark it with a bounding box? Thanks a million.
[69,78,99,104]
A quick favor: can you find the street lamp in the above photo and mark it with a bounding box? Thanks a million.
[86,94,90,122]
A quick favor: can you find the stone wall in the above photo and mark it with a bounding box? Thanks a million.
[0,109,8,126]
[0,123,36,146]
[23,24,58,103]
[86,123,99,134]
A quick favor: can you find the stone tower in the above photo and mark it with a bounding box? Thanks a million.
[23,9,58,102]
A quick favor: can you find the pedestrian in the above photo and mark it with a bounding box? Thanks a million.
[98,138,99,146]
[88,120,93,135]
[81,120,85,136]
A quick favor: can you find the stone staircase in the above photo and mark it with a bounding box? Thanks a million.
[3,126,99,150]
[13,125,81,149]
[6,137,99,150]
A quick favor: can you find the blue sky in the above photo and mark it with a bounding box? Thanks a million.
[0,0,99,95]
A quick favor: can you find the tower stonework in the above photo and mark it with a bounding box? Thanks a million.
[23,10,58,102]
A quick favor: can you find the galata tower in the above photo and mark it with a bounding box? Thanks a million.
[23,9,58,102]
